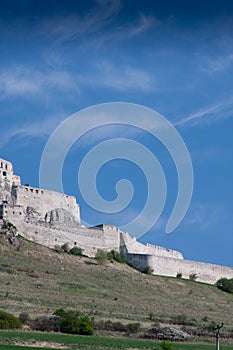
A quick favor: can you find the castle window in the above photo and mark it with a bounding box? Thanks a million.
[25,188,28,191]
[36,190,39,194]
[19,212,22,215]
[0,162,2,168]
[74,242,77,245]
[30,189,33,193]
[3,171,6,176]
[5,164,7,170]
[41,191,44,194]
[13,211,15,214]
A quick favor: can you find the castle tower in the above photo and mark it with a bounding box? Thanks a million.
[0,158,21,187]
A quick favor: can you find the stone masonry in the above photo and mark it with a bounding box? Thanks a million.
[0,157,232,284]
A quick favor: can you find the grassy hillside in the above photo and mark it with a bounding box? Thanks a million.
[0,234,232,336]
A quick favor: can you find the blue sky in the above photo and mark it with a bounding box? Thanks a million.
[0,0,232,267]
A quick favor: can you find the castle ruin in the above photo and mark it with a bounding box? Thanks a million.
[0,157,232,284]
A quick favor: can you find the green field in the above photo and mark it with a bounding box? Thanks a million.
[0,331,232,350]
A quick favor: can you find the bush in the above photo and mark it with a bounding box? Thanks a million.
[176,272,182,278]
[61,243,70,253]
[189,273,197,281]
[69,247,83,256]
[143,266,154,274]
[0,310,22,329]
[160,341,173,350]
[110,250,127,263]
[216,278,233,294]
[126,322,141,333]
[19,312,30,324]
[95,249,108,265]
[32,316,60,332]
[171,314,196,326]
[95,320,141,334]
[53,309,94,335]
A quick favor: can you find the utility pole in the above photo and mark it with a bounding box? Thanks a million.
[214,323,224,350]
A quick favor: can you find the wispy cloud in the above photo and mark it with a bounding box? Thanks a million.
[41,0,121,44]
[175,96,233,127]
[41,1,154,46]
[0,114,66,148]
[183,202,231,231]
[82,61,154,91]
[200,53,233,74]
[0,66,79,98]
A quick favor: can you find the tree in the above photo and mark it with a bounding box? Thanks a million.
[54,309,93,335]
[189,273,197,281]
[69,247,83,256]
[61,243,70,253]
[95,249,108,265]
[216,278,233,294]
[0,310,22,329]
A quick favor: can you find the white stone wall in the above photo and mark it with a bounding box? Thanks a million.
[127,253,233,284]
[13,221,120,257]
[121,231,183,259]
[14,186,80,223]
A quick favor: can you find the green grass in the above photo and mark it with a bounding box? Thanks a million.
[0,331,232,350]
[0,235,233,344]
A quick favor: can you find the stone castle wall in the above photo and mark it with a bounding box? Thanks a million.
[126,254,233,284]
[1,156,233,284]
[14,185,81,224]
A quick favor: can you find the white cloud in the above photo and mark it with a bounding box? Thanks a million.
[0,114,66,148]
[41,0,121,43]
[82,61,154,91]
[201,53,233,73]
[0,66,79,98]
[175,96,233,127]
[183,202,229,231]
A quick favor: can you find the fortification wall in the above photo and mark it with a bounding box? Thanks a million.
[9,219,121,257]
[121,231,183,259]
[127,253,233,284]
[14,186,80,223]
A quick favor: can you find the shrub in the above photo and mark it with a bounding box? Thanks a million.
[78,316,94,335]
[0,310,22,329]
[143,266,154,274]
[176,272,182,278]
[95,249,108,265]
[216,278,233,294]
[94,320,141,334]
[110,250,127,263]
[69,247,83,256]
[61,243,70,253]
[32,316,60,332]
[53,309,93,335]
[189,273,197,281]
[2,222,16,230]
[126,322,141,333]
[172,314,196,326]
[160,341,173,350]
[19,312,30,324]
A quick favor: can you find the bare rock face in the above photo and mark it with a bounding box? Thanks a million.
[45,208,79,227]
[144,326,191,341]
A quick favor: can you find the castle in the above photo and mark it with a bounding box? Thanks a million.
[0,157,232,284]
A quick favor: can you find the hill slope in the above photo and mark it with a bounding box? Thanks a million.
[0,234,232,330]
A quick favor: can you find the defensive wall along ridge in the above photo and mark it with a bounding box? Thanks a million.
[0,157,233,284]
